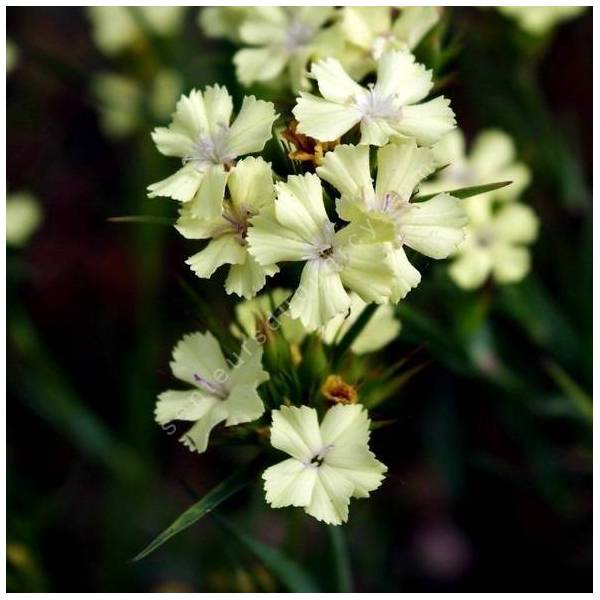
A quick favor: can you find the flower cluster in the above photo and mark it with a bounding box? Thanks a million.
[148,7,537,525]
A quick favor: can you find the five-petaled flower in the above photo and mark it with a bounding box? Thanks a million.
[293,49,455,146]
[175,156,279,299]
[263,404,387,525]
[155,332,269,453]
[317,141,468,302]
[148,85,277,220]
[247,172,396,331]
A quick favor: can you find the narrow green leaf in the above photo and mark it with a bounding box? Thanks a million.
[213,513,320,592]
[543,360,592,423]
[331,304,377,370]
[414,180,512,202]
[133,459,261,562]
[108,215,176,226]
[328,526,352,592]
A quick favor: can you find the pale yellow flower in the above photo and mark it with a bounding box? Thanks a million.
[419,128,531,203]
[263,404,387,525]
[293,49,455,146]
[234,7,343,91]
[340,7,439,79]
[6,192,42,247]
[498,6,586,36]
[449,198,539,289]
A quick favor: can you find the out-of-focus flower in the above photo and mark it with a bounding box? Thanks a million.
[6,192,42,247]
[263,404,387,525]
[321,292,401,354]
[340,7,439,78]
[91,70,183,140]
[449,198,539,289]
[247,173,395,331]
[198,7,251,44]
[148,86,277,219]
[498,6,586,36]
[293,49,455,146]
[232,288,306,346]
[234,7,342,91]
[149,70,186,123]
[155,332,269,453]
[175,157,278,299]
[318,142,467,302]
[91,73,143,139]
[6,39,18,73]
[87,6,185,55]
[419,129,531,203]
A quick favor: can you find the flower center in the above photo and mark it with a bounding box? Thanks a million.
[475,227,495,248]
[193,373,228,399]
[305,444,334,468]
[222,201,254,246]
[183,124,234,170]
[355,85,403,122]
[283,19,315,53]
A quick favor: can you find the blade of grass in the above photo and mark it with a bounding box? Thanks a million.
[133,458,262,561]
[331,304,377,370]
[413,180,512,202]
[108,215,176,226]
[213,513,320,592]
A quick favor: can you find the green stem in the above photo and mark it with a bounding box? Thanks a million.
[328,526,352,592]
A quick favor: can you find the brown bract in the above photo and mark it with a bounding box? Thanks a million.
[321,374,358,405]
[281,120,339,166]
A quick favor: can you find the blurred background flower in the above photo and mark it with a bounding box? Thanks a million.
[6,6,591,592]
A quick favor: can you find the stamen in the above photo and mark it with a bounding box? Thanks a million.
[193,373,228,399]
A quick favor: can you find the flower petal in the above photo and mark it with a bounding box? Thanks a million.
[338,242,395,303]
[189,165,229,219]
[320,404,371,447]
[305,465,353,525]
[155,389,218,424]
[317,143,374,201]
[170,331,229,387]
[389,245,422,302]
[202,84,234,132]
[147,163,204,202]
[375,141,437,203]
[311,57,364,104]
[492,203,539,244]
[294,92,361,142]
[151,126,194,157]
[399,193,467,259]
[228,337,270,388]
[398,96,456,146]
[263,458,318,508]
[233,47,288,87]
[325,444,387,498]
[448,245,493,289]
[270,405,323,461]
[492,244,531,284]
[274,173,330,243]
[289,259,351,331]
[179,404,228,454]
[186,234,247,279]
[222,383,265,426]
[375,49,433,105]
[247,206,316,264]
[228,156,275,212]
[225,255,278,299]
[392,7,439,49]
[226,95,277,157]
